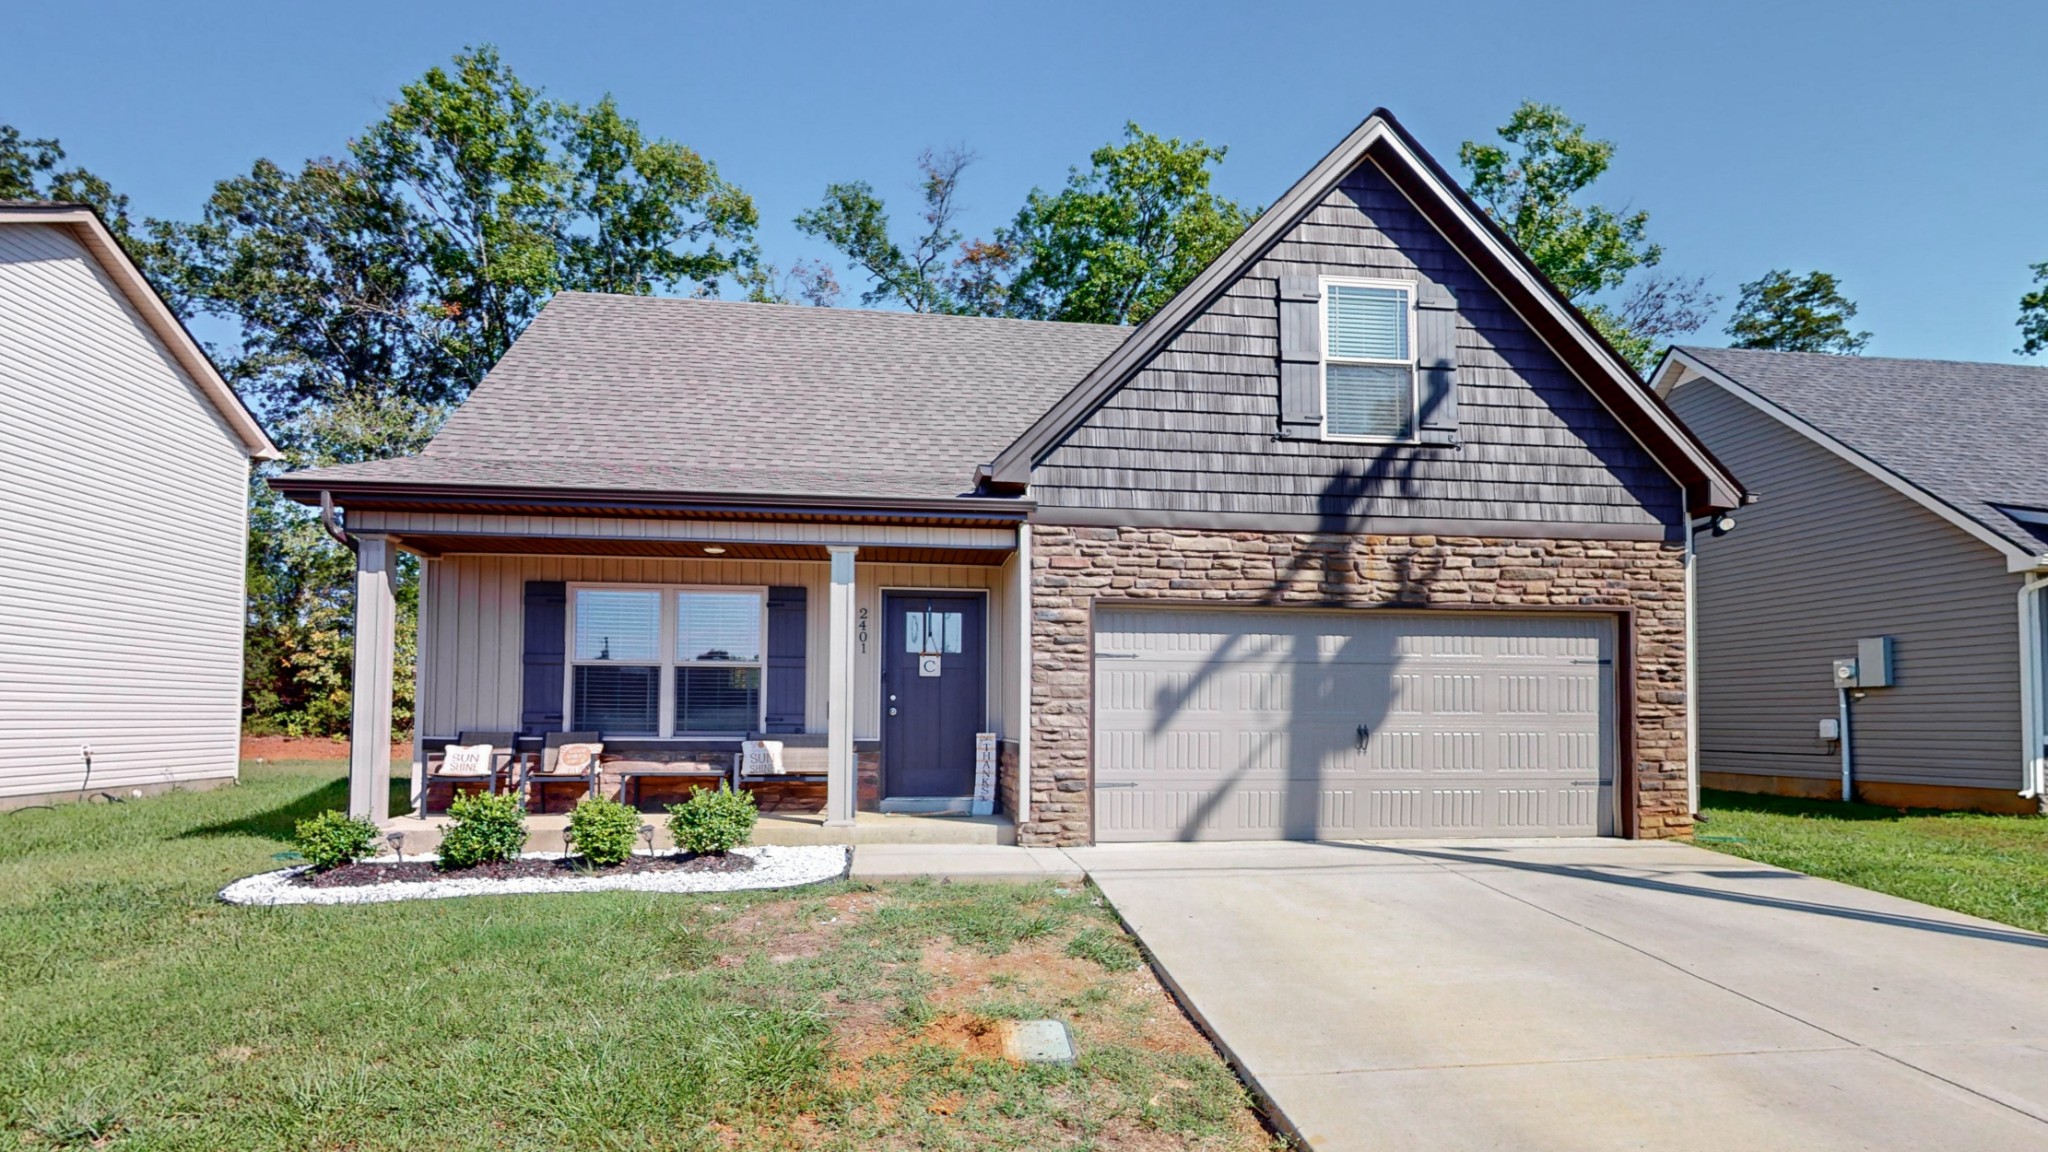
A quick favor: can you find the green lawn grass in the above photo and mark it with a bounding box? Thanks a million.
[0,761,1276,1151]
[1696,788,2048,933]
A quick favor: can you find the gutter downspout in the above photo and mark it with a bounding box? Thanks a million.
[1684,514,1700,819]
[1838,684,1855,803]
[2020,573,2048,800]
[319,489,355,553]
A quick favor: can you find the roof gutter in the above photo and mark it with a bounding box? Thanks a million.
[274,477,1035,524]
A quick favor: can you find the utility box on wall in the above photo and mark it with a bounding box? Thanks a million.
[1832,637,1896,689]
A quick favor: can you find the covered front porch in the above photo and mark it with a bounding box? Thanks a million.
[339,507,1035,847]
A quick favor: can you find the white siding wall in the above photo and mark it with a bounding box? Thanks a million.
[418,553,1012,745]
[0,224,250,801]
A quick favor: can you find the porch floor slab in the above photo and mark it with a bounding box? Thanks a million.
[380,809,1013,856]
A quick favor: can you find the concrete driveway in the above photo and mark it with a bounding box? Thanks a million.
[1071,839,2048,1151]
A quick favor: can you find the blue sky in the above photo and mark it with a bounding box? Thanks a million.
[7,0,2044,363]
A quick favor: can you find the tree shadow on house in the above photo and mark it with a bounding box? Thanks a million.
[1139,450,1445,839]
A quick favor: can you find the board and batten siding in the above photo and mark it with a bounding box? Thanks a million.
[1667,378,2024,791]
[0,223,251,803]
[1030,159,1682,532]
[416,553,1015,750]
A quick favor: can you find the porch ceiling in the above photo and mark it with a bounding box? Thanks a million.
[390,532,1012,566]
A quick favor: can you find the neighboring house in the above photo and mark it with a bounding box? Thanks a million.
[0,203,279,809]
[1657,347,2048,814]
[274,109,1742,845]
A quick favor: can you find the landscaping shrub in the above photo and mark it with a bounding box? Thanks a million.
[666,786,757,855]
[567,795,641,867]
[291,810,380,871]
[437,791,527,869]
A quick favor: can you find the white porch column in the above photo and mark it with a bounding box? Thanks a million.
[347,533,397,823]
[824,545,859,827]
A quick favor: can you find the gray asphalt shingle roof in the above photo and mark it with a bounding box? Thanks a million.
[1678,345,2048,555]
[286,292,1131,503]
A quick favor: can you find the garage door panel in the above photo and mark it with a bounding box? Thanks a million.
[1094,607,1615,842]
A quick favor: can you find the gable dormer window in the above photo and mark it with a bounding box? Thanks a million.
[1322,278,1417,442]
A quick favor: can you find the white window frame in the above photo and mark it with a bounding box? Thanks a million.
[1319,275,1420,445]
[565,583,768,738]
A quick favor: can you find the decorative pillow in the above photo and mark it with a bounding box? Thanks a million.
[741,740,785,777]
[440,743,495,777]
[548,742,604,774]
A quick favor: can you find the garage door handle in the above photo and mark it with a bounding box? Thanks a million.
[1097,781,1138,788]
[1098,652,1139,659]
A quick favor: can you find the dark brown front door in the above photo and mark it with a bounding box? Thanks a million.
[881,592,985,797]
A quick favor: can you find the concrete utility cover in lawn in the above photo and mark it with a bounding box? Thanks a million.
[1075,839,2048,1151]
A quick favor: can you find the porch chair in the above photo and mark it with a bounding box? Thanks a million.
[417,730,518,817]
[522,730,605,810]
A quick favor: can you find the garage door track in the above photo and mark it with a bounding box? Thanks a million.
[1074,839,2048,1151]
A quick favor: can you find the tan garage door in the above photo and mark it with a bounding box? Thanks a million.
[1093,607,1616,841]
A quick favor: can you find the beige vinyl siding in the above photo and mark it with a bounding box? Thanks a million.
[417,553,1013,747]
[0,224,250,801]
[1668,378,2023,791]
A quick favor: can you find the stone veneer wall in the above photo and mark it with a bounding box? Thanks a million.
[1019,525,1690,847]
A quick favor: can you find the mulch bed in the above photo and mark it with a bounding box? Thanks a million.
[297,853,754,888]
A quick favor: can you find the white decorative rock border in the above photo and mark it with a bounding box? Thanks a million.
[219,846,850,906]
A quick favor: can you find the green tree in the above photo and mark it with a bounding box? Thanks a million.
[1726,269,1871,354]
[1459,102,1711,371]
[161,46,763,736]
[2018,262,2048,357]
[999,124,1254,325]
[794,147,980,312]
[162,44,763,417]
[0,123,136,239]
[796,124,1253,326]
[242,393,444,735]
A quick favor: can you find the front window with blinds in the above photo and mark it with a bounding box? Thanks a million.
[568,586,767,736]
[1322,280,1416,441]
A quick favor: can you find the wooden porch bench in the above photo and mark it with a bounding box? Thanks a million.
[736,741,829,813]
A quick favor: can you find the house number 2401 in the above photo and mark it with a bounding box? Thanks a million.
[857,607,868,654]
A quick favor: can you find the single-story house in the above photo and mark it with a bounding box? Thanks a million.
[1656,346,2048,814]
[274,109,1743,845]
[0,203,279,809]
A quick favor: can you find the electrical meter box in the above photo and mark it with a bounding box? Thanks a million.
[1855,637,1894,688]
[1832,637,1895,689]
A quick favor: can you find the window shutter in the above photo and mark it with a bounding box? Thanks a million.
[764,586,808,734]
[1276,276,1323,439]
[1416,282,1461,446]
[520,581,567,735]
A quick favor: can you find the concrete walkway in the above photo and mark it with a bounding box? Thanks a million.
[1072,839,2048,1152]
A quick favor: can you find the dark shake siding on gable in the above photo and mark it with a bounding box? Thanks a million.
[1668,380,2023,792]
[1029,160,1682,537]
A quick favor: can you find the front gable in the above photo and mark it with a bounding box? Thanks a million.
[994,110,1739,537]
